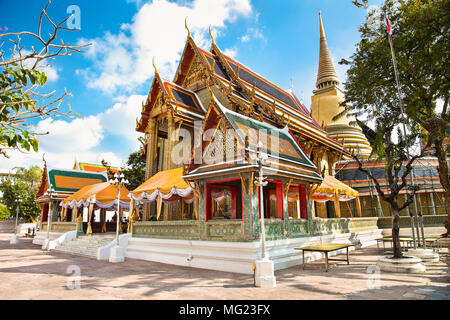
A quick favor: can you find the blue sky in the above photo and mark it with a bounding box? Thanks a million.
[0,0,379,170]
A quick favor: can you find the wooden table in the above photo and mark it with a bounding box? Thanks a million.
[294,244,354,272]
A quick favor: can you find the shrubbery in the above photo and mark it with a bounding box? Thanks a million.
[0,204,10,221]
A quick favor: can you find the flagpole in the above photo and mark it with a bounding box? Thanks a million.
[387,20,408,138]
[386,16,420,249]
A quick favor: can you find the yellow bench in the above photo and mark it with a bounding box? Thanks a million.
[376,237,413,250]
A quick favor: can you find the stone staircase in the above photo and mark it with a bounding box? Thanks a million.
[53,235,115,258]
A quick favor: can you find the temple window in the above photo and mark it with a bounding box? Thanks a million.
[205,179,242,221]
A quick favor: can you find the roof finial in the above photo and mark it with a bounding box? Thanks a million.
[316,11,339,89]
[42,153,47,169]
[318,11,326,39]
[185,17,191,39]
[290,78,293,91]
[209,25,216,45]
[152,57,159,75]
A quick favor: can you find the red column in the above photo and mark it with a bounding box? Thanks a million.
[265,189,271,219]
[205,183,212,221]
[42,204,49,222]
[299,184,308,219]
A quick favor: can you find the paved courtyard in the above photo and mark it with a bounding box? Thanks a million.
[0,234,448,300]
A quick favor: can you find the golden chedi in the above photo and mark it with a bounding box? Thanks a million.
[310,11,372,159]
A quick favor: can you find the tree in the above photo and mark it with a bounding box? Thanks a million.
[122,151,146,191]
[101,152,145,190]
[342,0,450,236]
[351,114,431,258]
[337,0,439,257]
[0,1,89,158]
[0,166,42,222]
[100,159,116,181]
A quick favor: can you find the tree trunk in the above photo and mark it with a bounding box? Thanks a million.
[434,138,450,237]
[391,208,402,258]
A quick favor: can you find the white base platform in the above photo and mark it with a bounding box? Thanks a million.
[10,235,19,244]
[109,245,125,263]
[125,229,382,274]
[32,231,63,246]
[255,259,276,287]
[407,249,440,262]
[377,256,426,273]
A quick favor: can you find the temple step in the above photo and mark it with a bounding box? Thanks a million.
[52,235,115,258]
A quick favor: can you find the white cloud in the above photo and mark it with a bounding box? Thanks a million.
[78,0,252,94]
[240,27,266,43]
[36,116,104,153]
[223,48,238,58]
[98,94,146,151]
[241,34,250,42]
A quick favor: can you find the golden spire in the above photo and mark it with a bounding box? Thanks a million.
[316,11,339,89]
[209,25,216,45]
[185,17,191,39]
[152,57,158,75]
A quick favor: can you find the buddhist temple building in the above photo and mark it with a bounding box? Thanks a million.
[124,17,382,274]
[32,13,447,274]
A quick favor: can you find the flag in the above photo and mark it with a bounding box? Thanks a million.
[386,18,393,42]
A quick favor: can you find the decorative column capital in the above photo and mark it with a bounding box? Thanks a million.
[146,118,156,133]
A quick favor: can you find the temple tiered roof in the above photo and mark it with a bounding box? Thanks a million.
[35,168,108,203]
[137,31,350,158]
[184,93,323,183]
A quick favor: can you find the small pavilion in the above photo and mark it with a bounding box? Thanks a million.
[35,161,109,234]
[61,182,131,235]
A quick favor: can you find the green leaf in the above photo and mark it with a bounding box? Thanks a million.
[30,138,39,152]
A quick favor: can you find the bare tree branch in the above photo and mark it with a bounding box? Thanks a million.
[0,0,90,68]
[0,0,88,157]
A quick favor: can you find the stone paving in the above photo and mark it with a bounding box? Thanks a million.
[0,234,448,300]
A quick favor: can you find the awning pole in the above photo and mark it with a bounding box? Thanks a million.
[156,196,162,221]
[333,195,341,218]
